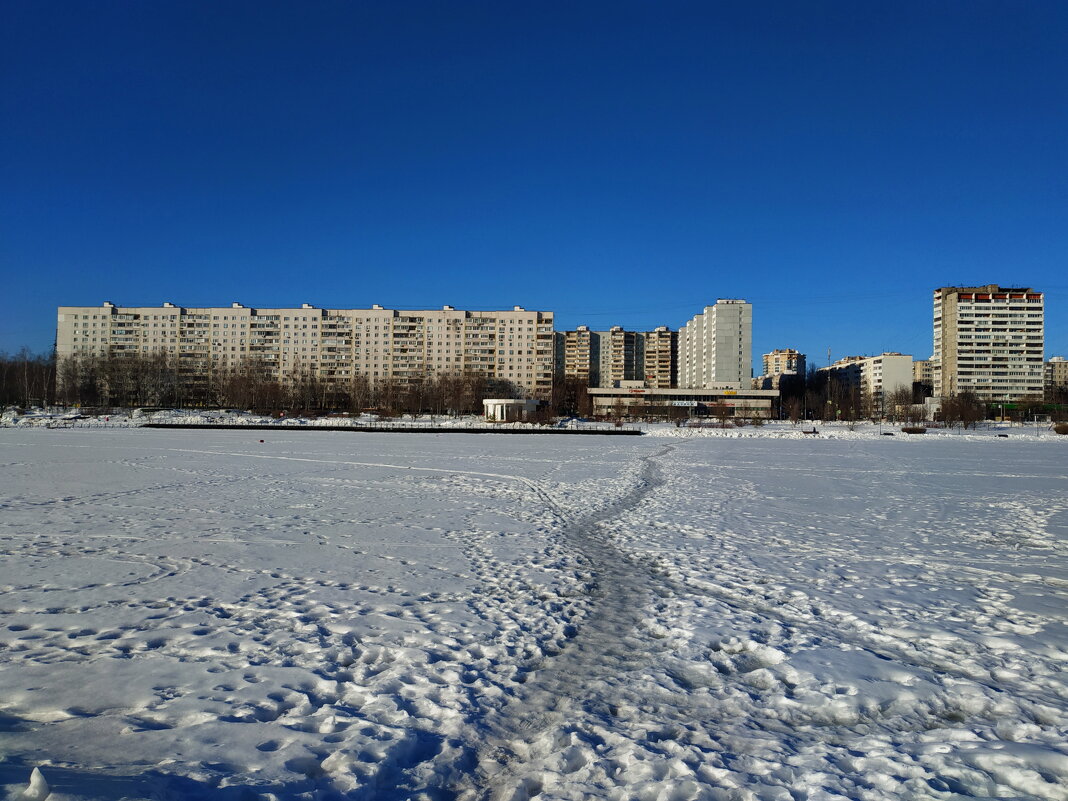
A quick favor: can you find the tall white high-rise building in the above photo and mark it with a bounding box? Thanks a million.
[677,299,752,389]
[931,285,1044,401]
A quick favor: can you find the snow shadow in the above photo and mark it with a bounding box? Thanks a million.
[0,758,310,801]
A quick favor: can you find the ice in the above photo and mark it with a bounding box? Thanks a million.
[0,426,1066,799]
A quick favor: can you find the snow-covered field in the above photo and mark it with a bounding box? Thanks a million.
[1,428,1066,800]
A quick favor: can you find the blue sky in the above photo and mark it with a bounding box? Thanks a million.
[2,1,1066,366]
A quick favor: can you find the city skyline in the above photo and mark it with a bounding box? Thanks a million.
[39,288,1068,369]
[3,2,1067,363]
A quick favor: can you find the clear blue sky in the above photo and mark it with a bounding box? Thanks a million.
[2,1,1066,366]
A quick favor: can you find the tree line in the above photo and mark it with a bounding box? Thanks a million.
[2,350,532,416]
[778,370,931,424]
[0,349,56,408]
[58,351,539,416]
[2,348,1065,422]
[777,369,1066,426]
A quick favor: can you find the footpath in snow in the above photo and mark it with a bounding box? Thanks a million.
[0,427,1065,800]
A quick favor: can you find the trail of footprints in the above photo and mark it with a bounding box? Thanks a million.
[4,455,639,799]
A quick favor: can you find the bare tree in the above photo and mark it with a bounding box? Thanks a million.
[0,348,55,407]
[785,396,803,424]
[941,392,986,429]
[886,386,913,423]
[709,401,731,426]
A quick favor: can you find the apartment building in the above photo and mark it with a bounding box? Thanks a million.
[762,348,806,378]
[555,326,598,386]
[911,358,934,401]
[754,347,806,389]
[1046,357,1068,401]
[913,359,934,385]
[818,353,913,413]
[932,285,1044,401]
[677,300,752,389]
[641,326,677,389]
[555,325,677,389]
[599,327,641,387]
[57,302,556,398]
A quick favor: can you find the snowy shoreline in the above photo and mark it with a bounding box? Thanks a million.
[4,407,1066,443]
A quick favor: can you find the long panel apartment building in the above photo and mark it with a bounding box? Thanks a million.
[57,302,555,398]
[931,285,1044,401]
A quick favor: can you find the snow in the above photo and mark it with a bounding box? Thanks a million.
[17,768,48,801]
[0,427,1066,800]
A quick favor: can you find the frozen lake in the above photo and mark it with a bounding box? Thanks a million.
[1,428,1066,800]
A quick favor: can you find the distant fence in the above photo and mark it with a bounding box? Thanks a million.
[140,421,643,436]
[25,420,137,430]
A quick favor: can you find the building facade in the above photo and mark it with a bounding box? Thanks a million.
[818,353,913,414]
[677,300,752,389]
[754,348,806,390]
[555,325,677,389]
[587,386,776,419]
[762,348,806,378]
[931,285,1044,401]
[57,302,556,398]
[556,326,598,386]
[1046,357,1068,402]
[641,326,677,389]
[599,327,641,387]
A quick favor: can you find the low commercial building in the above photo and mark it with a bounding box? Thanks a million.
[483,398,541,422]
[588,385,777,419]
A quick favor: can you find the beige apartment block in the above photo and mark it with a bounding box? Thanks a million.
[913,359,933,384]
[818,352,913,413]
[641,326,677,389]
[762,348,806,378]
[677,300,752,389]
[752,348,806,391]
[555,325,677,389]
[57,302,555,398]
[1046,357,1068,401]
[932,286,1044,401]
[556,326,597,385]
[599,326,640,387]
